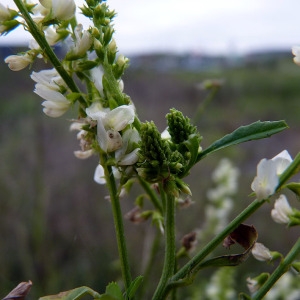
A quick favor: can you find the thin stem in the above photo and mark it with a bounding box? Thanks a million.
[99,153,132,292]
[138,176,163,214]
[252,237,300,300]
[152,192,176,300]
[13,0,86,106]
[154,199,266,298]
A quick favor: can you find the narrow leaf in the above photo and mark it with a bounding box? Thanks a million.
[197,120,288,161]
[125,276,143,299]
[39,286,101,300]
[104,282,123,300]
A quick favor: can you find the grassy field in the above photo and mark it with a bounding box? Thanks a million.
[0,53,300,298]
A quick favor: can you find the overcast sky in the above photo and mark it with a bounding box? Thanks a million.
[1,0,300,56]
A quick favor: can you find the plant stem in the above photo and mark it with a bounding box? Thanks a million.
[152,192,176,300]
[100,153,132,292]
[138,176,163,214]
[13,0,86,106]
[156,199,266,298]
[252,237,300,300]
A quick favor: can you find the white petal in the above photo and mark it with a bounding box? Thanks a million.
[86,102,106,119]
[74,149,94,159]
[118,148,139,166]
[90,67,104,96]
[94,164,106,184]
[105,105,135,131]
[252,243,272,261]
[251,159,278,200]
[52,0,76,20]
[271,194,293,224]
[272,150,292,175]
[106,130,123,152]
[42,100,69,117]
[35,85,69,103]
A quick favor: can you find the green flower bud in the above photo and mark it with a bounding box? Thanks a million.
[167,108,197,144]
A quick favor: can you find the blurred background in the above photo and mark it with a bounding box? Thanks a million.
[1,0,300,299]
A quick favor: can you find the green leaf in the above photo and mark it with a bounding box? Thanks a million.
[197,120,288,161]
[182,133,201,176]
[39,286,101,300]
[100,282,123,300]
[239,293,252,300]
[125,276,143,299]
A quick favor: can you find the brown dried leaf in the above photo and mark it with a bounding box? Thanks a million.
[2,281,32,300]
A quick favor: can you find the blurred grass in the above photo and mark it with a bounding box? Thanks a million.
[1,52,300,298]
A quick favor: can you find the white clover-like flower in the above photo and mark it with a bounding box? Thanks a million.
[252,242,272,262]
[292,46,300,67]
[86,102,135,152]
[271,194,293,224]
[69,24,93,58]
[31,69,70,117]
[251,150,292,201]
[4,54,33,71]
[39,0,76,20]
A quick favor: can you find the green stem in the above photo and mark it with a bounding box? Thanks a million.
[155,199,266,298]
[138,176,163,214]
[99,153,132,292]
[152,192,176,300]
[13,0,86,106]
[252,237,300,300]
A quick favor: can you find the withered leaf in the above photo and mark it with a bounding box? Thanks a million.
[2,280,32,300]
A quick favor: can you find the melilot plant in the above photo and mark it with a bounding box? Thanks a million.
[1,1,300,299]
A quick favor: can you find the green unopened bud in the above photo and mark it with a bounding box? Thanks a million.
[175,178,192,195]
[80,5,93,18]
[75,60,98,71]
[113,54,129,78]
[0,19,19,35]
[94,4,106,19]
[103,26,114,46]
[94,39,105,61]
[167,108,198,144]
[107,39,117,64]
[91,27,100,39]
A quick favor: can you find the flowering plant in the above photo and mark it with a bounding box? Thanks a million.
[1,1,300,299]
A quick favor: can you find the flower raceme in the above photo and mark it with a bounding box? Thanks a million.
[251,150,292,201]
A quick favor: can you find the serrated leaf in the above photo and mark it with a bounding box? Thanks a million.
[104,282,123,300]
[39,286,101,300]
[197,120,288,161]
[125,276,143,299]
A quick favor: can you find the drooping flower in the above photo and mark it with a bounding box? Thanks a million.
[4,53,34,71]
[39,0,76,20]
[86,102,135,152]
[271,194,293,225]
[252,242,272,262]
[251,150,292,201]
[66,24,93,60]
[31,68,71,117]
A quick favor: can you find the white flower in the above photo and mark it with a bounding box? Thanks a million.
[86,103,135,152]
[31,69,70,117]
[40,0,76,20]
[247,277,260,294]
[94,164,121,185]
[251,150,292,201]
[292,46,300,66]
[68,24,93,58]
[252,242,272,262]
[115,128,140,165]
[4,54,33,71]
[271,194,293,224]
